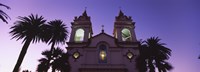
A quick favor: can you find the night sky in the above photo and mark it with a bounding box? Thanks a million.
[0,0,200,72]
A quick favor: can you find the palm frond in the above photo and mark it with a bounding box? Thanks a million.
[0,3,10,24]
[0,10,10,23]
[9,14,46,43]
[142,36,173,72]
[199,55,200,59]
[46,20,68,45]
[37,47,70,72]
[37,58,49,72]
[0,3,11,9]
[41,50,52,59]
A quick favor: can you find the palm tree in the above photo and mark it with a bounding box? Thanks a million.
[37,49,51,72]
[0,3,10,24]
[136,39,148,72]
[146,37,172,72]
[37,47,70,72]
[46,20,68,51]
[39,20,68,72]
[10,14,46,72]
[138,37,173,72]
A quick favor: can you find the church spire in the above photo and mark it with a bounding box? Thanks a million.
[119,9,124,16]
[82,7,88,17]
[115,10,132,21]
[73,8,90,21]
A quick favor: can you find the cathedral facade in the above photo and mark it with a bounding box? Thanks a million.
[66,10,140,72]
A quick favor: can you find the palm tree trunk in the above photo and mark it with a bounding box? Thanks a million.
[50,41,55,52]
[148,59,155,72]
[45,41,55,72]
[52,68,56,72]
[13,38,32,72]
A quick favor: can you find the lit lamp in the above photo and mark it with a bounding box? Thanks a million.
[100,50,106,60]
[126,50,134,62]
[73,51,80,61]
[127,52,133,59]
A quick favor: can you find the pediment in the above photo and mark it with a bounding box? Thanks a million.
[88,32,118,47]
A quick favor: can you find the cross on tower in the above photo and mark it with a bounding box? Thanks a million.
[101,25,104,30]
[101,25,104,33]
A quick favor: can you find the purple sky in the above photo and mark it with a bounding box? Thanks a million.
[0,0,200,72]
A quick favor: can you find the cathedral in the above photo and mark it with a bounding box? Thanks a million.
[66,10,140,72]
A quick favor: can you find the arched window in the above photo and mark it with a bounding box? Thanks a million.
[99,44,107,63]
[75,28,84,42]
[121,28,132,41]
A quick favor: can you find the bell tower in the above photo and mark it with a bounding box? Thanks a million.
[113,10,137,42]
[69,10,93,44]
[67,10,140,72]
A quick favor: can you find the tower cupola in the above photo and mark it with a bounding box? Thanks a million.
[69,10,93,43]
[113,10,137,42]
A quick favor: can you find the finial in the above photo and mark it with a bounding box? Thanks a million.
[83,7,88,16]
[118,7,124,16]
[101,25,104,33]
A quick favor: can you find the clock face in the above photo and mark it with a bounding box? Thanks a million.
[73,51,80,59]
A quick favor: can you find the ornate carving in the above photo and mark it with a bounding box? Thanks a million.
[115,10,132,22]
[74,10,91,22]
